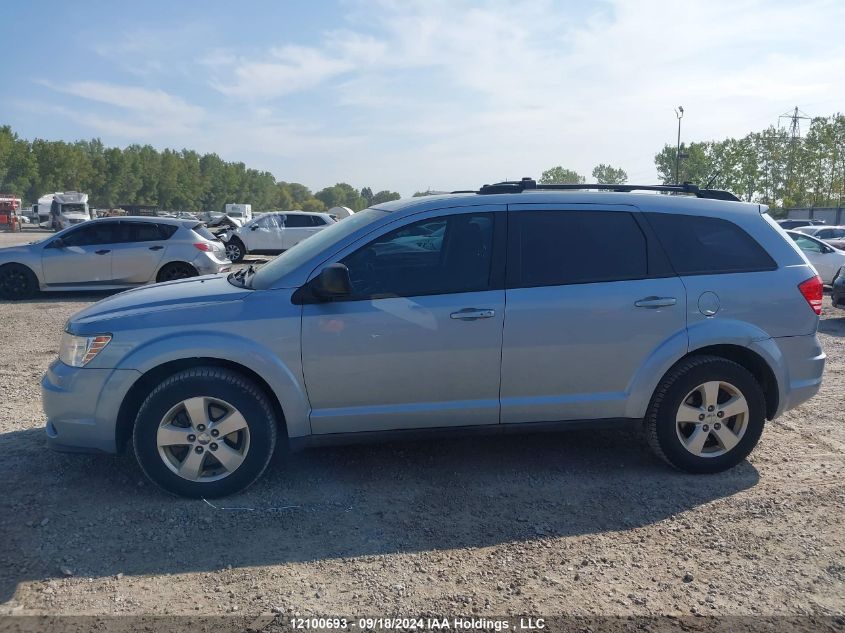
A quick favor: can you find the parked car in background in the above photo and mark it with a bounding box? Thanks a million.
[785,230,845,284]
[220,211,335,262]
[0,217,231,299]
[832,266,845,310]
[792,225,845,250]
[42,182,825,497]
[777,218,826,230]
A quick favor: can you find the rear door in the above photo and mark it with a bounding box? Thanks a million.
[110,221,171,284]
[500,204,686,424]
[281,214,316,249]
[41,223,117,285]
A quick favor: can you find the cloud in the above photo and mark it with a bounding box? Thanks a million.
[26,0,845,194]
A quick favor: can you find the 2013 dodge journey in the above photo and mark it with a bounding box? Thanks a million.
[42,180,826,497]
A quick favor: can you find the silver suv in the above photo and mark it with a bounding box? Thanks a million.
[0,217,230,298]
[42,181,826,497]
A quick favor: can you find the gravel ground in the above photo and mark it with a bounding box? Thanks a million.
[0,227,843,619]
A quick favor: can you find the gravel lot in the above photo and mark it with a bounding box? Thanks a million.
[1,227,843,619]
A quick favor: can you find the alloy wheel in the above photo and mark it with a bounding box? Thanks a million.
[156,397,251,482]
[675,380,749,458]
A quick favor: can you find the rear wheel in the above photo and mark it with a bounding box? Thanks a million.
[645,355,765,473]
[0,263,38,299]
[133,367,278,497]
[156,262,197,283]
[225,238,245,263]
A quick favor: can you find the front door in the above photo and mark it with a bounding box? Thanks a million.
[301,205,506,434]
[41,222,118,285]
[500,205,687,423]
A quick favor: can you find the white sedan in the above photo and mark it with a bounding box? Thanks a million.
[786,230,845,284]
[220,211,335,262]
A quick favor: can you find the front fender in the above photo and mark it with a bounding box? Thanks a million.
[115,330,311,438]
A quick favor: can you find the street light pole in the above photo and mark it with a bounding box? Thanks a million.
[674,106,684,184]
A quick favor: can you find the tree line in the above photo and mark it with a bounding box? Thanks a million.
[0,125,400,212]
[3,113,843,212]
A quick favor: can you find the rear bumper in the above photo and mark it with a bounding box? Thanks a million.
[192,251,232,275]
[42,359,141,453]
[774,333,826,415]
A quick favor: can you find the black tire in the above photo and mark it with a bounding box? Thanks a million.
[156,262,198,283]
[133,367,278,498]
[225,238,245,263]
[0,263,38,299]
[645,355,766,473]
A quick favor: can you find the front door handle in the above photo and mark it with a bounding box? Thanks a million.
[634,296,677,308]
[149,245,164,251]
[450,308,496,320]
[95,249,111,255]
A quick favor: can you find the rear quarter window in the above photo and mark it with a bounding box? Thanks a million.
[645,213,776,275]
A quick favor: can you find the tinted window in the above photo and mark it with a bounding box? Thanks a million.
[284,214,310,228]
[646,213,776,275]
[62,222,124,246]
[308,215,326,226]
[125,222,165,242]
[341,213,494,298]
[509,211,647,287]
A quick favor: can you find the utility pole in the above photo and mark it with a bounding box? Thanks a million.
[674,106,684,184]
[778,106,811,200]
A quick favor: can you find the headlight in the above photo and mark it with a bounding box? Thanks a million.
[59,333,112,367]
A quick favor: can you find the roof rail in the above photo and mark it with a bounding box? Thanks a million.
[465,177,740,201]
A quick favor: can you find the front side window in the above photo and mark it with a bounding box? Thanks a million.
[341,213,494,299]
[646,213,776,275]
[508,210,648,288]
[61,223,124,247]
[791,234,823,253]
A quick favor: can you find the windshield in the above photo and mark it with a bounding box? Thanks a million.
[250,207,388,289]
[62,203,87,215]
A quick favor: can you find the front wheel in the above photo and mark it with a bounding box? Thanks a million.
[133,367,278,497]
[0,263,38,299]
[225,238,245,263]
[645,355,766,473]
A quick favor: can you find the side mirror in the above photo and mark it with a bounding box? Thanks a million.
[49,238,66,249]
[311,263,352,299]
[250,225,259,231]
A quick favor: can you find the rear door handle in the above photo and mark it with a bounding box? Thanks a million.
[450,308,496,320]
[149,245,164,251]
[95,249,111,255]
[634,296,677,308]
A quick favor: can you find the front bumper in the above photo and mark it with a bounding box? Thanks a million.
[42,359,141,453]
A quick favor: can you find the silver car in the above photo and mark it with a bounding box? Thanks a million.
[42,181,825,498]
[0,217,231,298]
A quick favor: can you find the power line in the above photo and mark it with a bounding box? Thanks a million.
[778,106,812,189]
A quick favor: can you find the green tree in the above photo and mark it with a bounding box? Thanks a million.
[301,198,326,212]
[370,190,401,205]
[591,164,627,184]
[538,166,585,184]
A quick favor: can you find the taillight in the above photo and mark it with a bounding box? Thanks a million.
[798,275,823,315]
[194,242,211,252]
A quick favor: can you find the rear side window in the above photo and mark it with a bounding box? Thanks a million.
[284,214,310,228]
[124,222,173,242]
[508,210,648,287]
[645,213,776,275]
[308,215,327,226]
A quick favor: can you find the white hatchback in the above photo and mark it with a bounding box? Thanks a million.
[221,211,335,262]
[786,230,845,284]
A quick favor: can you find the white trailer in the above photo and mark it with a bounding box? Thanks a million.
[224,203,252,226]
[36,192,92,230]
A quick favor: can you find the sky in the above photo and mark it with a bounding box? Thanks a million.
[4,0,845,196]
